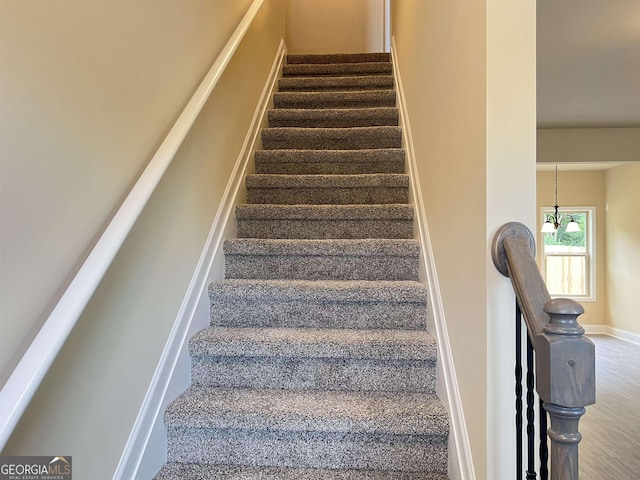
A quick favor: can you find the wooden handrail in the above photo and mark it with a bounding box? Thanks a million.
[0,0,265,451]
[492,222,596,480]
[492,222,547,341]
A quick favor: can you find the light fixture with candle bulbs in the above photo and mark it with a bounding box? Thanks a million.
[541,165,581,234]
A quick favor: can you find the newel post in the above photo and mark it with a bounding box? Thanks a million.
[535,298,596,480]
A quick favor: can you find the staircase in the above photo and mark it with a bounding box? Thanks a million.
[154,53,449,479]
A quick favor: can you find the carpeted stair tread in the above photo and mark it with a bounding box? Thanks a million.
[165,387,448,437]
[188,326,437,393]
[209,279,426,303]
[224,238,418,256]
[166,431,446,473]
[254,149,405,174]
[279,75,394,92]
[283,62,392,77]
[235,204,414,239]
[189,327,436,393]
[245,174,408,205]
[287,53,391,64]
[208,280,427,330]
[262,126,402,150]
[246,173,407,189]
[236,204,413,220]
[154,463,449,480]
[189,326,436,362]
[223,238,419,281]
[268,107,398,128]
[273,91,396,109]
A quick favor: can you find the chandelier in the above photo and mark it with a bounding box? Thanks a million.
[541,165,580,234]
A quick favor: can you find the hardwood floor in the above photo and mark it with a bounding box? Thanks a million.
[579,335,640,479]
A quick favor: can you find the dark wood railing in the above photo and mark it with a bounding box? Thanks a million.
[492,222,596,480]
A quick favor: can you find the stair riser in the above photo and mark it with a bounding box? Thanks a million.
[255,150,405,175]
[191,357,436,393]
[283,63,392,77]
[273,94,395,110]
[236,219,414,239]
[225,255,419,281]
[287,53,391,64]
[268,111,399,128]
[279,77,394,92]
[209,301,427,330]
[255,160,405,175]
[155,464,449,480]
[167,428,447,473]
[274,93,396,109]
[262,129,402,151]
[246,186,408,205]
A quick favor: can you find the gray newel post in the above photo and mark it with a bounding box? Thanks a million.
[492,222,596,480]
[535,298,596,480]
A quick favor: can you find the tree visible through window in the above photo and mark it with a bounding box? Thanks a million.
[541,208,595,300]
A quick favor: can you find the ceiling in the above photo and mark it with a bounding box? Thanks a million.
[537,0,640,128]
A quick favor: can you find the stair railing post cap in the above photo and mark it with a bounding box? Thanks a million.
[543,298,585,336]
[491,222,536,277]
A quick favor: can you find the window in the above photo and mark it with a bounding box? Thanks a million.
[540,207,595,301]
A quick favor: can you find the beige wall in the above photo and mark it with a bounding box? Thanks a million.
[538,127,640,164]
[605,163,640,335]
[391,1,487,471]
[485,2,537,479]
[0,0,253,386]
[1,0,286,477]
[285,0,385,54]
[536,170,607,326]
[392,1,536,478]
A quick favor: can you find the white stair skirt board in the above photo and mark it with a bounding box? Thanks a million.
[113,39,287,480]
[391,37,476,480]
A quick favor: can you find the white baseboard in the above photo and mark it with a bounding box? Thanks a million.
[584,324,640,346]
[114,39,287,480]
[583,324,608,335]
[391,38,476,480]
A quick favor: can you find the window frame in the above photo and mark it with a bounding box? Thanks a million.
[539,206,596,302]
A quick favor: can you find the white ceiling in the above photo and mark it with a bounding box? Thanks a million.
[537,0,640,128]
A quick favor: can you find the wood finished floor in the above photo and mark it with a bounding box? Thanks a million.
[580,335,640,479]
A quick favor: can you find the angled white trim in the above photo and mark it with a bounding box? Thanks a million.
[584,324,640,346]
[113,39,287,480]
[0,0,267,451]
[391,37,476,480]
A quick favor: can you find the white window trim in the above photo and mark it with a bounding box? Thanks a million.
[539,206,596,302]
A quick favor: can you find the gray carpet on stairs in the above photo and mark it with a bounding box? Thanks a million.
[223,238,420,281]
[279,75,394,92]
[235,204,414,239]
[268,107,398,128]
[273,91,396,109]
[155,464,449,480]
[164,388,448,472]
[189,326,437,393]
[254,149,406,174]
[155,52,449,479]
[262,126,402,151]
[282,62,392,77]
[286,53,391,64]
[245,173,409,205]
